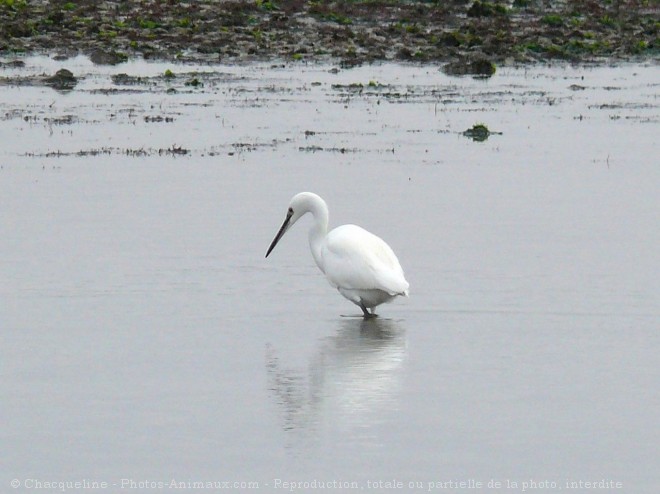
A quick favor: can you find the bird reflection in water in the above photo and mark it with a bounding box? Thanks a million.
[266,317,407,446]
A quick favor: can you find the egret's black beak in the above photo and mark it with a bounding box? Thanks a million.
[265,210,293,258]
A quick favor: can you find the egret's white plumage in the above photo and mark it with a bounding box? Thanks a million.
[266,192,409,317]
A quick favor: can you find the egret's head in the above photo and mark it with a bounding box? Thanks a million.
[265,193,312,258]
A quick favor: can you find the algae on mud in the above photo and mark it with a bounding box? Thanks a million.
[0,0,658,66]
[463,123,499,142]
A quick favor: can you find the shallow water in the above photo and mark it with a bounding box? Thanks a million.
[1,57,658,493]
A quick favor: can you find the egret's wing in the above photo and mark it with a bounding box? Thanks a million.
[321,225,409,296]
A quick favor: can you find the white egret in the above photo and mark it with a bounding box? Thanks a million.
[265,192,409,317]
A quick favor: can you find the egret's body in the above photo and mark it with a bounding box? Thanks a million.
[266,192,409,317]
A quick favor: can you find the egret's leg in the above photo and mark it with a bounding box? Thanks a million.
[359,302,378,319]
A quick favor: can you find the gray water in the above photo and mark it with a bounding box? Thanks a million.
[1,57,658,493]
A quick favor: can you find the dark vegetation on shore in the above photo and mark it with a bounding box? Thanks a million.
[1,0,658,66]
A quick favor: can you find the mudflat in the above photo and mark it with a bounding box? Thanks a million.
[1,0,658,66]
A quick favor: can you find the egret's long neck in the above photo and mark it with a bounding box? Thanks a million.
[308,200,329,272]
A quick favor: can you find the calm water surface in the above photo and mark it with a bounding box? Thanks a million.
[1,57,658,492]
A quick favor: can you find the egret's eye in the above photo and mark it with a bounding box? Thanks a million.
[288,207,293,214]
